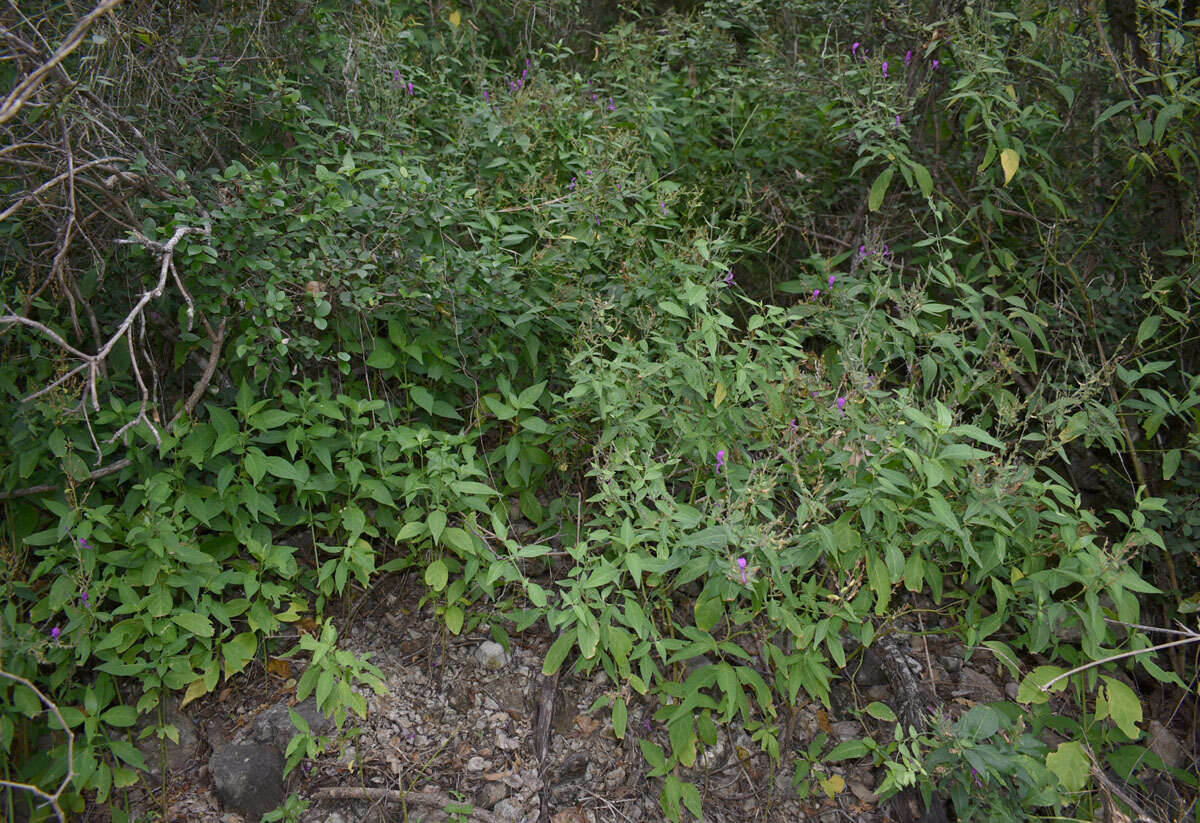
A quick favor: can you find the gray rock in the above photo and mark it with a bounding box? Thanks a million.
[942,655,963,674]
[854,648,888,687]
[479,781,508,808]
[252,697,335,754]
[135,703,200,776]
[493,798,524,822]
[1004,681,1020,701]
[849,779,876,803]
[832,721,860,741]
[476,641,509,671]
[954,668,1004,703]
[208,743,284,823]
[467,755,489,772]
[1147,720,1185,769]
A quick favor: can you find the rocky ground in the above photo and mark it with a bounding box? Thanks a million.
[103,571,1193,823]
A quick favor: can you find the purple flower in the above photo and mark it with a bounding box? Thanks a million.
[595,215,601,226]
[790,419,799,433]
[972,768,983,788]
[882,62,889,78]
[737,557,748,584]
[858,244,868,259]
[932,59,940,70]
[828,275,836,287]
[394,69,401,87]
[570,177,577,191]
[724,270,734,284]
[79,537,90,549]
[608,98,616,112]
[716,449,726,471]
[852,42,860,58]
[408,82,414,95]
[484,89,490,102]
[660,201,667,215]
[81,591,89,605]
[813,289,821,298]
[905,50,913,67]
[837,396,847,413]
[895,114,902,127]
[51,627,61,639]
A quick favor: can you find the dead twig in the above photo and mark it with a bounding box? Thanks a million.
[312,786,503,823]
[0,0,124,126]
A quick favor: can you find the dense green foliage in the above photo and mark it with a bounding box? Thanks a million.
[1,0,1198,820]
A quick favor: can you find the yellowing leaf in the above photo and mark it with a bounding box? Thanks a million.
[449,10,461,27]
[713,381,727,408]
[180,677,211,709]
[1000,149,1020,185]
[820,774,846,797]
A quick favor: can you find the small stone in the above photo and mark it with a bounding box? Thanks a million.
[467,756,489,772]
[832,721,860,741]
[943,655,963,674]
[604,767,625,789]
[479,781,509,808]
[849,780,876,803]
[494,798,524,822]
[1004,681,1020,701]
[476,641,509,671]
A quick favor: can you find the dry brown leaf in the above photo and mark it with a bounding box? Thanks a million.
[816,708,832,733]
[551,807,588,823]
[574,715,600,734]
[266,658,291,678]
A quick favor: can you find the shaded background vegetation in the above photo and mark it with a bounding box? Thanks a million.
[1,0,1198,820]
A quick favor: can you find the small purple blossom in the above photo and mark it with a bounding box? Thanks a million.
[484,89,490,102]
[882,61,889,78]
[972,768,983,788]
[828,275,836,287]
[716,449,726,471]
[790,419,799,433]
[80,591,89,605]
[837,396,847,413]
[79,537,90,549]
[852,42,860,58]
[858,244,868,259]
[895,114,902,127]
[407,82,414,95]
[394,68,401,87]
[51,627,61,639]
[906,50,913,67]
[607,97,616,111]
[724,270,734,285]
[660,201,667,215]
[932,59,940,70]
[570,177,577,191]
[737,557,748,584]
[813,289,821,298]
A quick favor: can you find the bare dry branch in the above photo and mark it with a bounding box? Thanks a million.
[0,669,74,823]
[0,0,124,126]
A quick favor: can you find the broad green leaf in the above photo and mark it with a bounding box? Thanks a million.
[866,701,897,722]
[427,510,447,545]
[171,611,213,638]
[912,162,933,198]
[868,167,895,211]
[1136,315,1161,347]
[443,605,464,634]
[1163,449,1181,481]
[442,527,475,557]
[1046,740,1090,792]
[542,628,577,675]
[694,596,724,632]
[612,698,628,739]
[1101,676,1142,738]
[425,559,448,592]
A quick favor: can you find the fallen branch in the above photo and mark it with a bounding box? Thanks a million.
[312,786,503,823]
[0,669,75,823]
[0,0,125,126]
[0,317,227,500]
